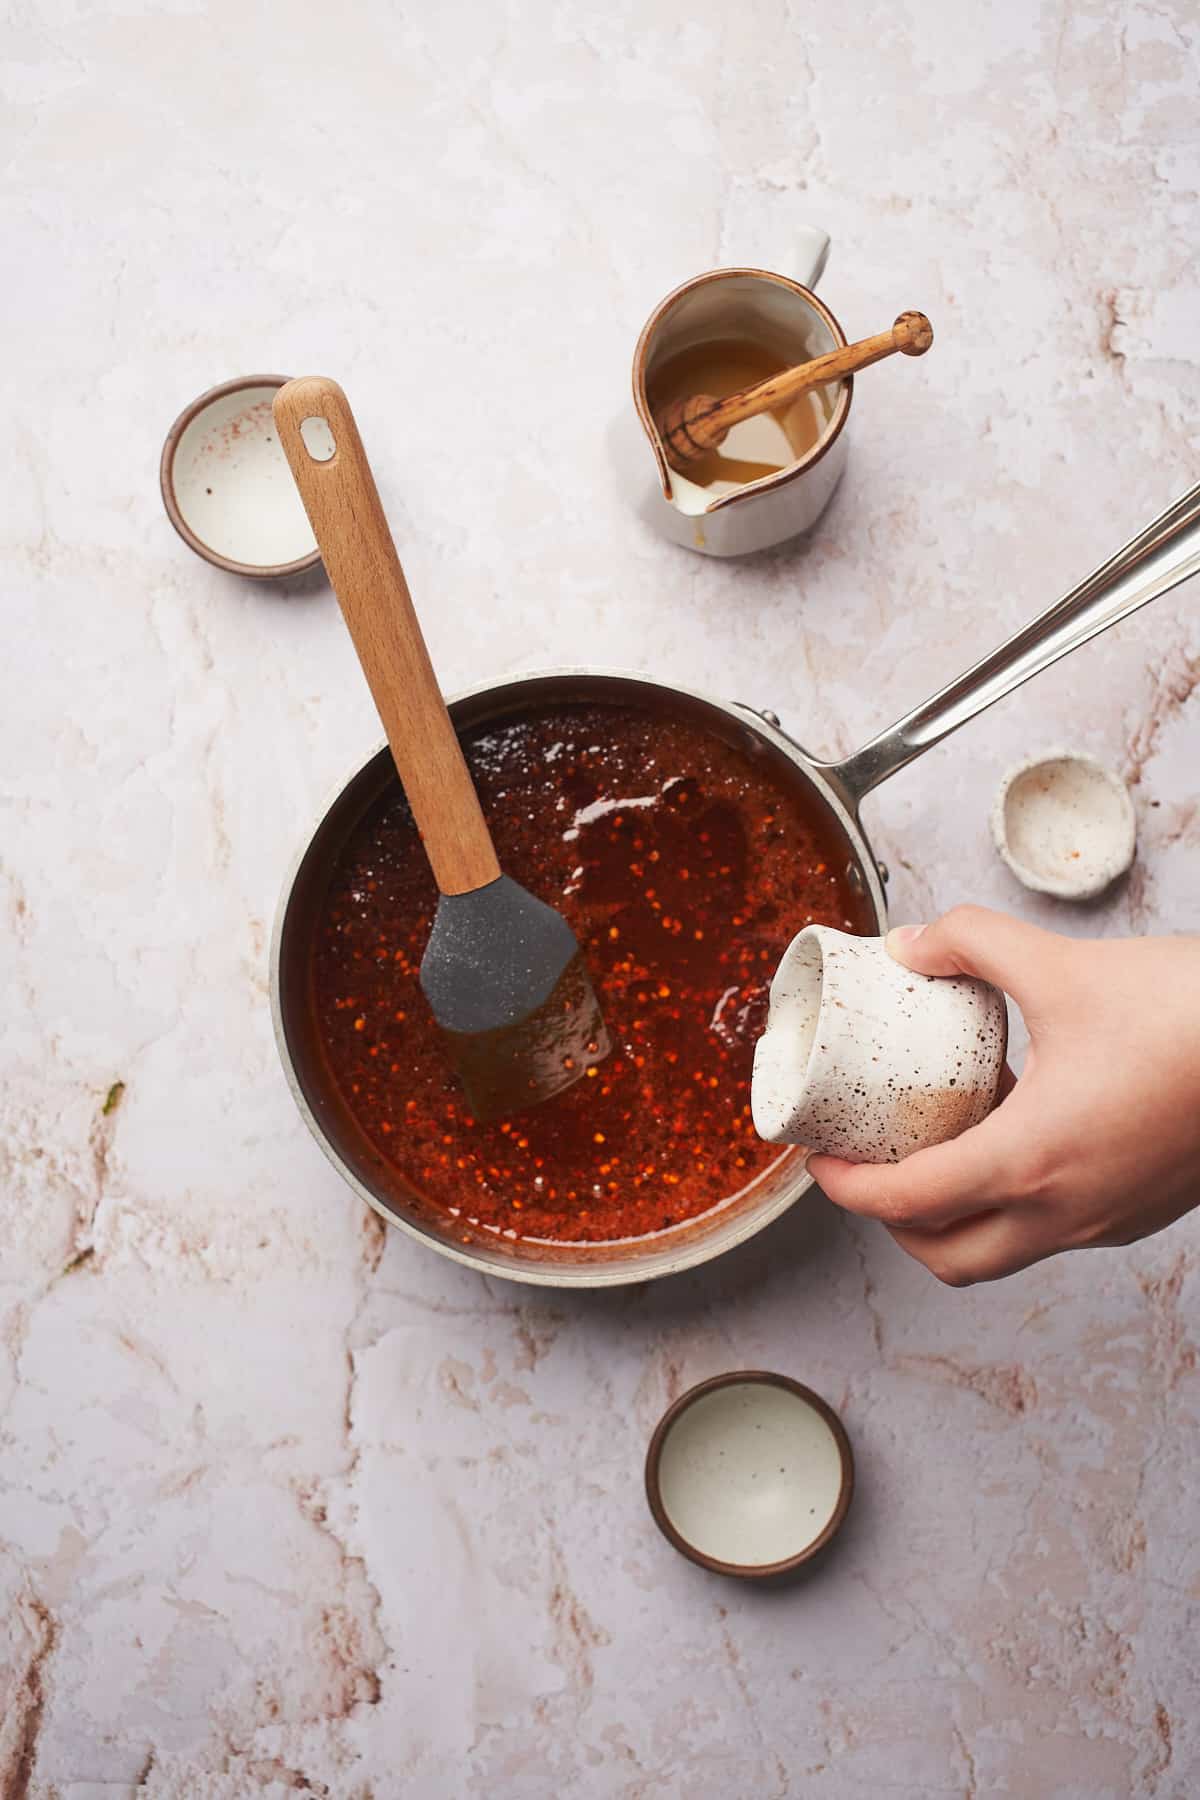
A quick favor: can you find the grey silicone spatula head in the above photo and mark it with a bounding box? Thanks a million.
[421,877,611,1120]
[273,376,609,1121]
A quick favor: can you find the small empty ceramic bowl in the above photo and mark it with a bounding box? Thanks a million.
[991,749,1136,900]
[751,925,1007,1162]
[645,1373,853,1578]
[161,374,326,578]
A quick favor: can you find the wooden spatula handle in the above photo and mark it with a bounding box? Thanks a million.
[273,377,500,897]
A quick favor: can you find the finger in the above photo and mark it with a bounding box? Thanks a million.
[807,1094,1021,1230]
[884,905,1063,1011]
[888,1208,1058,1287]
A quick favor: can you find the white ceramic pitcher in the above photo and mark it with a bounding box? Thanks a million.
[619,228,852,557]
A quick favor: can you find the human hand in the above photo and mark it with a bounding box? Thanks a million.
[806,907,1200,1285]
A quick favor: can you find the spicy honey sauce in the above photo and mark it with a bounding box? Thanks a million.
[311,701,871,1246]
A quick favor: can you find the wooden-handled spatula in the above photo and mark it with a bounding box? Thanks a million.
[273,376,610,1121]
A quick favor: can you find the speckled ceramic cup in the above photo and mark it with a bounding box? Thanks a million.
[751,926,1008,1163]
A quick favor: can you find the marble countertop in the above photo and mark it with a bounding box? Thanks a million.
[4,0,1200,1794]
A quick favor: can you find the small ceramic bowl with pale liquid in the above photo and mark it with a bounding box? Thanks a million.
[645,1372,854,1577]
[161,374,329,579]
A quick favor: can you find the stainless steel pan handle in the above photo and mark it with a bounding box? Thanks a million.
[820,481,1200,812]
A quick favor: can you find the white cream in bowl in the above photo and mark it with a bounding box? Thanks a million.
[162,377,327,576]
[646,1374,853,1576]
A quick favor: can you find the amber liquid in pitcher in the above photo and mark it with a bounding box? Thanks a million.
[648,337,830,490]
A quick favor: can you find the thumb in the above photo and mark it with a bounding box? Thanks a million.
[885,904,1059,1010]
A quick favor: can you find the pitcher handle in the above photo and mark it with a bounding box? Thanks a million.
[819,480,1200,813]
[794,227,831,291]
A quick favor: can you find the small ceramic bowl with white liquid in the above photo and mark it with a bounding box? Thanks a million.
[160,374,328,579]
[645,1372,854,1578]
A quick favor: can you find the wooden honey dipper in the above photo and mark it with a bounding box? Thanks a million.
[657,310,934,472]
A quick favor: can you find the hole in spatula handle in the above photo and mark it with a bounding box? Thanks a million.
[299,416,336,462]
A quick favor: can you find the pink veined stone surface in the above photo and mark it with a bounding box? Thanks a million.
[2,0,1199,1794]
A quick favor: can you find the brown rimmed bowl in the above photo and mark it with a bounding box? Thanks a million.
[645,1372,854,1578]
[160,374,323,579]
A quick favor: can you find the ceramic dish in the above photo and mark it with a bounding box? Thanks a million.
[752,925,1007,1162]
[644,1372,854,1577]
[991,749,1136,900]
[623,232,853,557]
[160,374,326,578]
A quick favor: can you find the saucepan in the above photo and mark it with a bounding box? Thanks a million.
[272,483,1200,1288]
